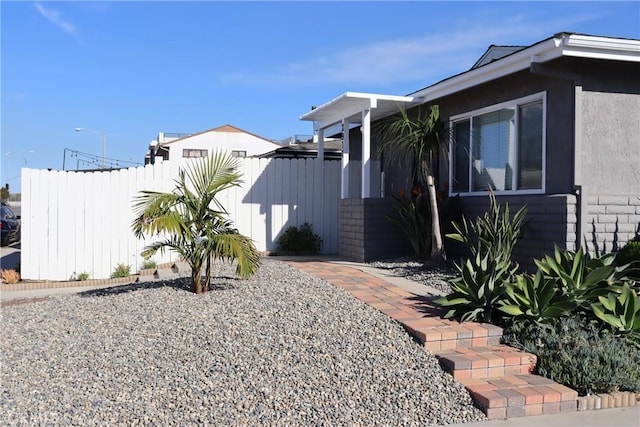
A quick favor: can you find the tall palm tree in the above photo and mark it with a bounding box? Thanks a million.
[378,104,447,260]
[132,152,261,294]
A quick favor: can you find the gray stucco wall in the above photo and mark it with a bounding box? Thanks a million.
[580,60,640,251]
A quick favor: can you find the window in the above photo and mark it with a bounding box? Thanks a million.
[231,150,247,158]
[450,93,545,194]
[182,149,208,158]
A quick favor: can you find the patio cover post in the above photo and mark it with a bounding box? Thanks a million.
[317,127,325,162]
[361,108,371,198]
[341,119,350,199]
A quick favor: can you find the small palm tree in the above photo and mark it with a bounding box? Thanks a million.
[378,105,447,260]
[132,152,261,294]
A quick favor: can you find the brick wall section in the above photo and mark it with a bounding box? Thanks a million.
[586,195,640,254]
[451,194,578,270]
[339,198,413,262]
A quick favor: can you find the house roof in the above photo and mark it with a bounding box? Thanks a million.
[409,32,640,101]
[471,45,526,69]
[301,33,640,128]
[159,124,281,148]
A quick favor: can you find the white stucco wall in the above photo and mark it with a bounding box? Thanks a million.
[163,127,281,168]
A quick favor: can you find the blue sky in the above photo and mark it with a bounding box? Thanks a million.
[2,1,639,193]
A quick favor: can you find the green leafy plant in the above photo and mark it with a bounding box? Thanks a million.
[591,282,640,342]
[386,192,432,260]
[276,222,323,254]
[70,271,90,281]
[141,259,157,270]
[436,252,516,323]
[132,151,261,294]
[377,105,447,259]
[437,192,526,323]
[446,191,527,267]
[110,263,131,278]
[502,315,640,395]
[535,245,635,311]
[499,271,576,323]
[617,239,640,281]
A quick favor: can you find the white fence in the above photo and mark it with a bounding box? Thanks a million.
[21,158,341,281]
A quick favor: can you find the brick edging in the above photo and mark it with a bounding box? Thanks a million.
[2,275,139,291]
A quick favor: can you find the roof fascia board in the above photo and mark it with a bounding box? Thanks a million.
[411,38,559,101]
[300,92,417,128]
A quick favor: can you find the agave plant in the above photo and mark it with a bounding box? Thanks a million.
[436,252,516,323]
[132,151,261,294]
[499,270,576,323]
[591,282,640,343]
[535,245,635,309]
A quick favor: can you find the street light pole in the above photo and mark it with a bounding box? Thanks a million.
[75,127,107,169]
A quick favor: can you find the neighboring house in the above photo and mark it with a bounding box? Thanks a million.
[259,134,343,160]
[301,32,640,266]
[144,124,282,166]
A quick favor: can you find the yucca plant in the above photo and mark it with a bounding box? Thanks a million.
[132,151,261,294]
[499,270,576,323]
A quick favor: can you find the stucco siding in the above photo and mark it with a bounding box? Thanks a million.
[581,91,640,194]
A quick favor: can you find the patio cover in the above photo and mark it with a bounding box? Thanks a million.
[300,92,420,198]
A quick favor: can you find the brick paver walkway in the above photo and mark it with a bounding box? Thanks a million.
[284,259,579,420]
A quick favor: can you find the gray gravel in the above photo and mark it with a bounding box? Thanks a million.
[1,259,484,426]
[368,258,457,294]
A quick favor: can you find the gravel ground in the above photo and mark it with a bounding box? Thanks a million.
[0,259,484,426]
[368,258,457,294]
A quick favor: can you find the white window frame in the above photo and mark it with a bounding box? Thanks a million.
[231,150,247,158]
[448,91,547,197]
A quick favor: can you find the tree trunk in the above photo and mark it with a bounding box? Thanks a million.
[426,174,444,260]
[192,264,203,294]
[204,256,211,293]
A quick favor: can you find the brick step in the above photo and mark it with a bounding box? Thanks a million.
[459,374,578,419]
[435,344,536,379]
[401,319,503,352]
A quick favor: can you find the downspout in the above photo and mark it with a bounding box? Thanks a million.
[530,59,585,250]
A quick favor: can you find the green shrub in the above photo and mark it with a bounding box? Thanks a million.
[386,193,431,260]
[70,271,90,281]
[276,223,322,254]
[141,259,157,270]
[110,263,132,278]
[502,315,640,395]
[617,240,640,281]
